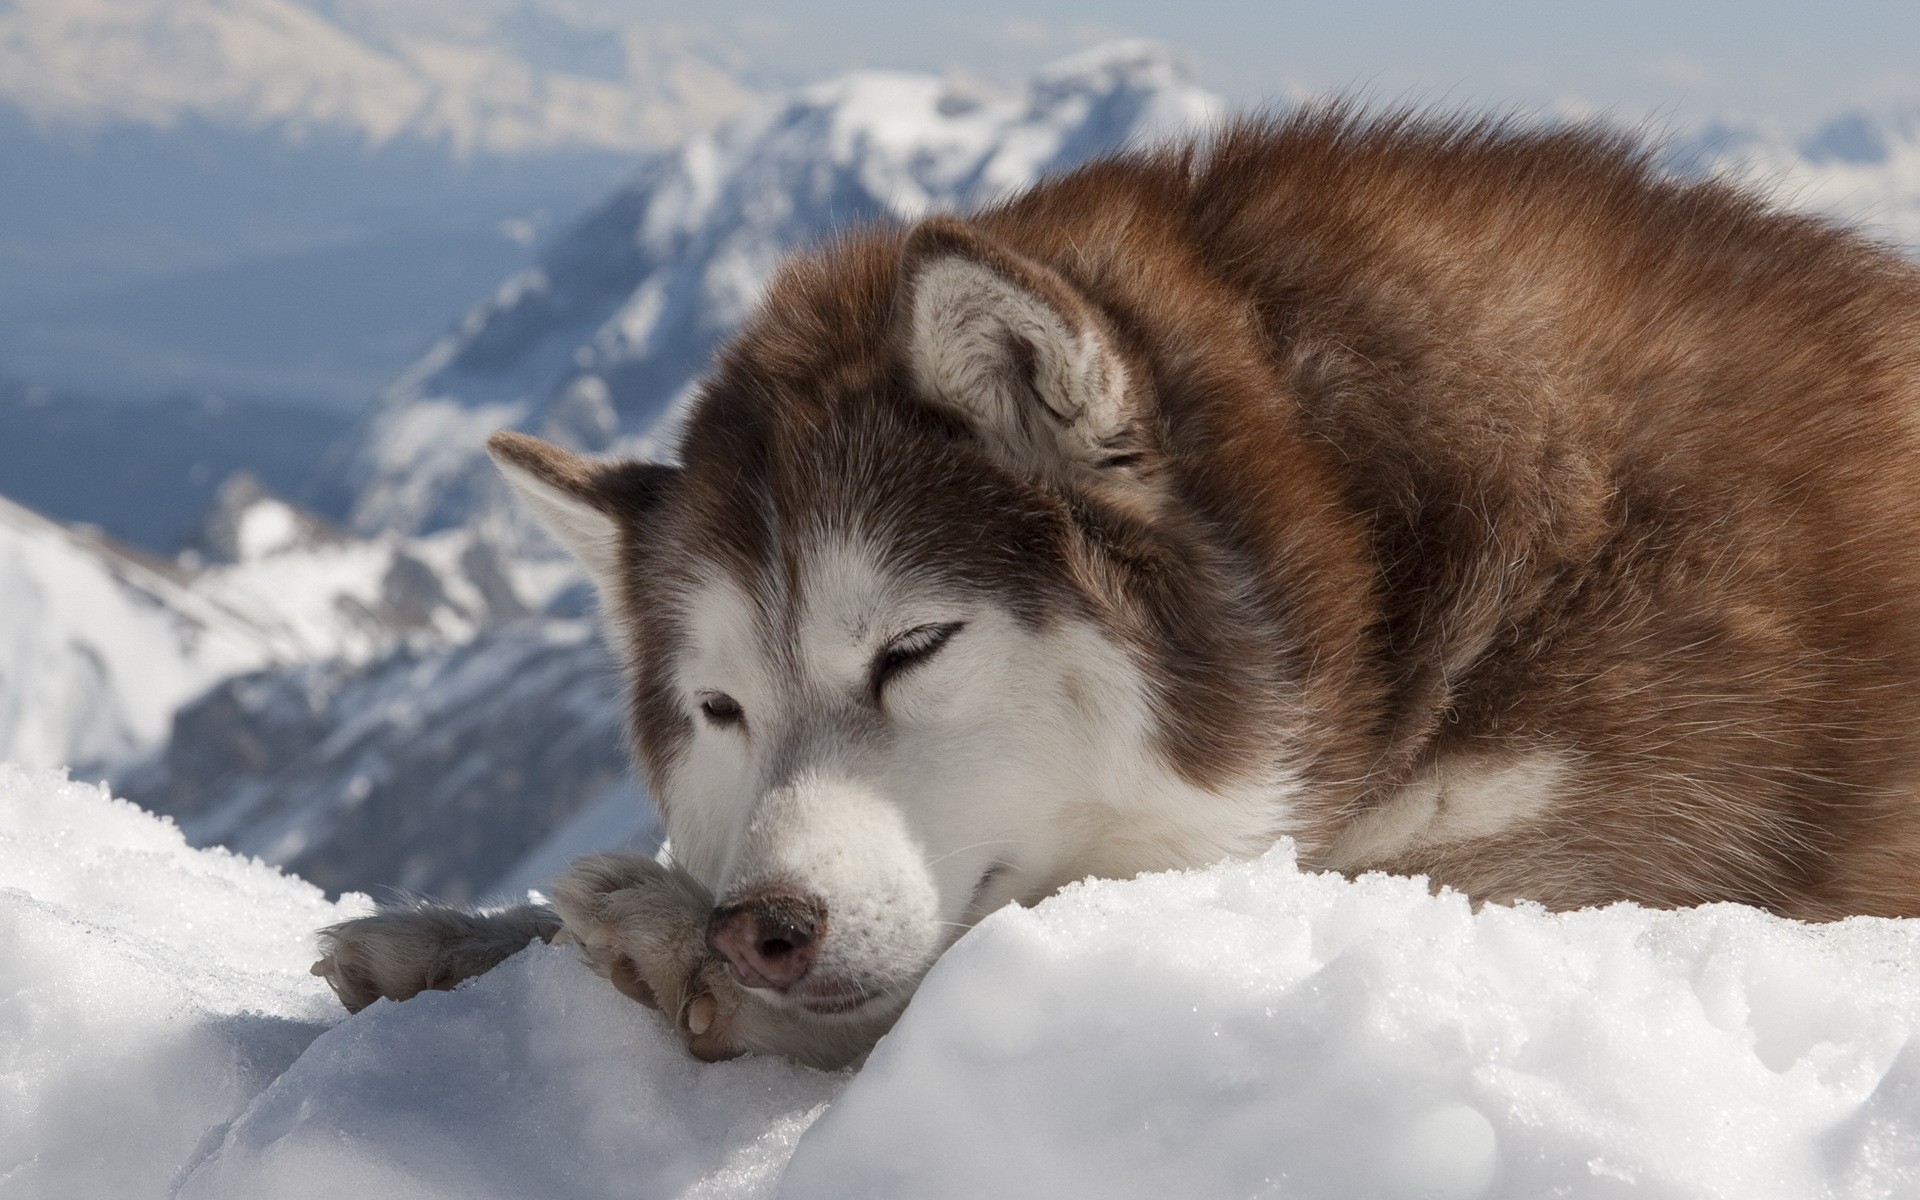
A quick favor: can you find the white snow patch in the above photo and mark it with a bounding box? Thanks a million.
[11,765,1920,1198]
[0,498,279,769]
[0,765,352,1198]
[786,848,1920,1198]
[231,499,301,561]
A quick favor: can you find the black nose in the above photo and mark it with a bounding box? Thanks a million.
[706,890,826,991]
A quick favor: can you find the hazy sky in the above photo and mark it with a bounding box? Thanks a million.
[625,1,1920,129]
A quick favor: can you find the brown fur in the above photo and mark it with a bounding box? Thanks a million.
[507,108,1920,922]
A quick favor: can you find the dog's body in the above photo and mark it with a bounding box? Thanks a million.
[317,111,1920,1068]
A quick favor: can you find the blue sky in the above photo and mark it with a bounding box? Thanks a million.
[628,1,1920,127]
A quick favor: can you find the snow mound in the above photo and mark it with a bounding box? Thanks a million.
[792,849,1920,1199]
[11,764,1920,1198]
[0,765,351,1198]
[173,944,839,1200]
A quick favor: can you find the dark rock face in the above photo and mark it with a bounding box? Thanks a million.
[120,617,652,903]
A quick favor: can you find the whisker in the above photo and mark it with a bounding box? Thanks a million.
[925,839,1024,869]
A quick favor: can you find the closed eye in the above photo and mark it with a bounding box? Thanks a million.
[698,692,744,729]
[872,621,964,696]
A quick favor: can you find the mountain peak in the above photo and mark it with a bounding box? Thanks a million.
[331,43,1223,540]
[184,472,345,567]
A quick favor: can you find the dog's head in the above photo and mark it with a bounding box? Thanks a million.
[490,217,1293,1020]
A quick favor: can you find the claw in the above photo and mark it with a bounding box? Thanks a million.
[687,992,717,1036]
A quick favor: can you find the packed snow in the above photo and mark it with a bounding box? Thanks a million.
[11,764,1920,1198]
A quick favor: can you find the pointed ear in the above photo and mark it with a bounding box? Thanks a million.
[898,216,1155,494]
[485,431,676,589]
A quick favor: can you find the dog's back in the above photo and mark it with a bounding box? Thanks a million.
[988,114,1920,916]
[733,111,1920,918]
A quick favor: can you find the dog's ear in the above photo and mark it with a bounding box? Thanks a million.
[899,216,1155,495]
[486,431,677,590]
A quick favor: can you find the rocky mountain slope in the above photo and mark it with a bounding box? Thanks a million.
[0,495,278,771]
[327,41,1221,538]
[0,473,542,776]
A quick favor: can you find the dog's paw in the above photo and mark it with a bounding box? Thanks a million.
[313,902,561,1013]
[551,853,901,1069]
[548,853,756,1062]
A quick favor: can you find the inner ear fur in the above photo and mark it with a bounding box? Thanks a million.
[486,430,676,587]
[897,216,1157,497]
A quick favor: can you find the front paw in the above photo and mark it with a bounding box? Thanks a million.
[549,853,750,1061]
[314,902,561,1013]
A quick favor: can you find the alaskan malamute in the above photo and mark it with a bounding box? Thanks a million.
[317,110,1920,1067]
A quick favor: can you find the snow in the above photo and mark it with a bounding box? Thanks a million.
[0,478,548,775]
[0,765,350,1198]
[0,0,751,155]
[232,499,301,561]
[0,497,279,770]
[13,764,1920,1198]
[788,852,1920,1199]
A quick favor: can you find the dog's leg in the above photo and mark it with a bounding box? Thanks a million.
[550,853,894,1069]
[312,902,562,1013]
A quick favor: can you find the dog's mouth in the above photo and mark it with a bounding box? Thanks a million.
[967,863,1007,917]
[736,864,1012,1019]
[792,980,883,1016]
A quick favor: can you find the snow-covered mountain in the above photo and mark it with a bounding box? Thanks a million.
[184,472,556,664]
[329,42,1221,537]
[0,473,545,774]
[0,495,279,771]
[0,0,751,156]
[117,613,643,903]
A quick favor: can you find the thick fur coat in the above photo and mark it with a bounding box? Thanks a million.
[317,110,1920,1066]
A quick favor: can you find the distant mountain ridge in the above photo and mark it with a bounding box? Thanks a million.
[0,0,751,156]
[0,0,757,407]
[328,41,1223,540]
[0,384,352,552]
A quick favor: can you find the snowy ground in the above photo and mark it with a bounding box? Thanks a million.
[8,764,1920,1199]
